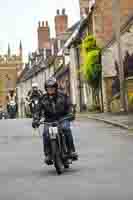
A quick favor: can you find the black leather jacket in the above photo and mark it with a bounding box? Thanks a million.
[36,91,72,122]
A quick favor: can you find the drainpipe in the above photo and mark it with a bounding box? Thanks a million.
[76,46,82,112]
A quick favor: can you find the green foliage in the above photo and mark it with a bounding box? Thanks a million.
[81,34,102,89]
[81,34,102,108]
[82,35,97,52]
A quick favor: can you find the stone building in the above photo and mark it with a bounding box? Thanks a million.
[0,42,23,109]
[91,0,133,46]
[79,0,133,112]
[17,50,55,117]
[102,14,133,112]
[57,15,95,112]
[79,0,95,16]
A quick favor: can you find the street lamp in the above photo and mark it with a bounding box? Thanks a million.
[112,0,127,112]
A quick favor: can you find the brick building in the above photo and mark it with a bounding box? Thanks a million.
[79,0,96,16]
[92,0,133,46]
[0,42,23,109]
[78,0,133,112]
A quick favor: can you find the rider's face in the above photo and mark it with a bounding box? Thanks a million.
[47,87,56,96]
[33,87,38,91]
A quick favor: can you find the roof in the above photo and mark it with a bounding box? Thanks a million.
[58,16,89,56]
[54,65,69,79]
[17,55,56,83]
[66,21,80,33]
[17,18,86,84]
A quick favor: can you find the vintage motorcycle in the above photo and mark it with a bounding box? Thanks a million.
[39,111,77,175]
[26,97,40,118]
[7,100,17,119]
[0,110,8,120]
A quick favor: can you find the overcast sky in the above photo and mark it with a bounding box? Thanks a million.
[0,0,80,60]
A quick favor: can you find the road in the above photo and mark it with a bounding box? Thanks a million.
[0,118,132,200]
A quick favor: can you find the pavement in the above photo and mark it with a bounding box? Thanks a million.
[0,118,132,200]
[76,112,132,131]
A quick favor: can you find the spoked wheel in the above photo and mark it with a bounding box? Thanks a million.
[54,153,64,175]
[51,141,64,175]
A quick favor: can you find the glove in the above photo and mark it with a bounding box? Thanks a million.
[32,120,40,129]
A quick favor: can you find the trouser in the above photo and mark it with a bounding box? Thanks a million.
[42,120,75,155]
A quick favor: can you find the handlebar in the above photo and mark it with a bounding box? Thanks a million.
[26,98,39,104]
[39,115,74,126]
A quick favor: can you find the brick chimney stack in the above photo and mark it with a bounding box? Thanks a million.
[55,9,68,38]
[79,0,91,17]
[38,21,51,50]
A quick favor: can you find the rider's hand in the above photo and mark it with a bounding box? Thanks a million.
[32,120,40,129]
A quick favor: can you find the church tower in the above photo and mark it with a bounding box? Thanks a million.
[0,42,23,108]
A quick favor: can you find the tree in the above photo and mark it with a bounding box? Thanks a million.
[81,34,102,108]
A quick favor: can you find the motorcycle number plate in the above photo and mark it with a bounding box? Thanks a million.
[49,127,58,139]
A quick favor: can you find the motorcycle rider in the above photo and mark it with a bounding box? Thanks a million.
[32,77,78,164]
[26,82,43,114]
[0,104,2,112]
[7,89,17,114]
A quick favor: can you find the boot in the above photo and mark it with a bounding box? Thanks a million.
[68,143,78,161]
[44,143,53,165]
[67,139,78,161]
[69,151,78,161]
[44,154,53,165]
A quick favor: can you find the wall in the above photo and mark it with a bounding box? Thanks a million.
[93,0,133,47]
[17,63,55,117]
[0,55,22,108]
[127,77,133,111]
[38,21,51,50]
[102,19,133,112]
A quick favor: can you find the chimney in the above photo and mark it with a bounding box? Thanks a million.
[79,0,90,17]
[46,21,48,27]
[57,9,60,15]
[37,20,51,50]
[54,9,68,37]
[38,21,41,27]
[62,8,65,15]
[42,21,44,26]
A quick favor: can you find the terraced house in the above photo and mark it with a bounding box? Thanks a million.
[17,9,78,117]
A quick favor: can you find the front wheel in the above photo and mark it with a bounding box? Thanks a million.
[51,140,63,175]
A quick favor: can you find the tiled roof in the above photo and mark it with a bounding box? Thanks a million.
[17,55,56,83]
[54,65,69,79]
[17,20,82,84]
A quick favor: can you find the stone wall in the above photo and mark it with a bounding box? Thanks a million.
[127,77,133,111]
[102,17,133,112]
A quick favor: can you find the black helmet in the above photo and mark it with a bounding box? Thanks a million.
[45,77,58,91]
